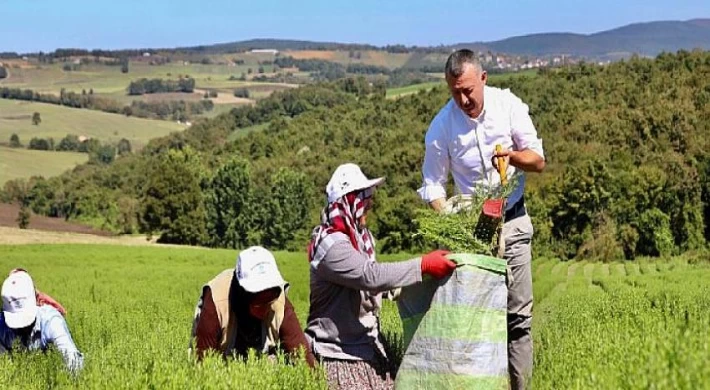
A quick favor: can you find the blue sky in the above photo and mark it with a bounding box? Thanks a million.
[1,0,708,52]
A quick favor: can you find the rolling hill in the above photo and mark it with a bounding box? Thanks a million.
[0,99,185,148]
[462,19,710,58]
[176,18,710,59]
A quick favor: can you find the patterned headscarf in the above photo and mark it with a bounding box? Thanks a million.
[307,189,374,266]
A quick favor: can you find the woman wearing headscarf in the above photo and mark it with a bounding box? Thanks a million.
[305,163,456,389]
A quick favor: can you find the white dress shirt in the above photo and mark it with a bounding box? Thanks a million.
[418,85,544,203]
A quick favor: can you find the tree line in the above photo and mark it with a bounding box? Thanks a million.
[8,132,131,165]
[4,50,710,260]
[127,77,196,95]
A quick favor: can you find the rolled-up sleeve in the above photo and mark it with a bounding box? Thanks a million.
[509,92,544,159]
[418,118,449,202]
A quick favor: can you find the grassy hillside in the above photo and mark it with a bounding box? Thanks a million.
[0,146,87,185]
[0,244,706,388]
[0,99,185,147]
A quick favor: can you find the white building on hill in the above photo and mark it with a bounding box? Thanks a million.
[250,49,279,55]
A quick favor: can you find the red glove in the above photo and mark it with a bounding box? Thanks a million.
[421,250,456,279]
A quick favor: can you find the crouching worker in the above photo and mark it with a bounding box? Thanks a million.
[190,246,316,368]
[0,270,84,372]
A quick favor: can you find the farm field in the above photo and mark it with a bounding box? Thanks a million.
[386,81,444,98]
[0,244,706,389]
[0,99,185,147]
[0,146,87,185]
[281,49,412,68]
[0,62,280,96]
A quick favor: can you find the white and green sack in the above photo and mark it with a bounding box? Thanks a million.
[395,253,508,389]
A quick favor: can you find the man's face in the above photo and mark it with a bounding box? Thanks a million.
[248,288,280,320]
[446,64,487,119]
[13,321,35,338]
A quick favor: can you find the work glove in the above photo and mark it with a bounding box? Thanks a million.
[421,249,456,279]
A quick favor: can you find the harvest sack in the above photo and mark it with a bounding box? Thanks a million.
[395,253,508,389]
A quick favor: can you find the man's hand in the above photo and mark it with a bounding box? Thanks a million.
[493,148,545,173]
[429,198,446,213]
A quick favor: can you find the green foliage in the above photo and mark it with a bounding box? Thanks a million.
[204,158,255,248]
[89,144,116,165]
[28,137,52,151]
[32,112,41,125]
[16,51,710,258]
[414,178,519,254]
[127,77,195,95]
[261,168,310,250]
[234,87,250,98]
[56,134,81,151]
[9,133,21,148]
[117,138,132,155]
[636,208,675,257]
[140,147,208,245]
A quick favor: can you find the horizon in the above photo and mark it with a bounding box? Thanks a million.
[1,0,708,52]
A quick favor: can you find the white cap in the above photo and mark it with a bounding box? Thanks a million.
[235,246,287,294]
[326,163,385,203]
[2,271,38,329]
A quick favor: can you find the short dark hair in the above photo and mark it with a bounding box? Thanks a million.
[445,49,483,78]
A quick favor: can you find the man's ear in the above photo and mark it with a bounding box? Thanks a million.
[481,70,488,84]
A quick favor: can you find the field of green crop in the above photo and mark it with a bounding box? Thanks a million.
[0,244,706,389]
[0,146,88,185]
[0,99,185,147]
[531,257,710,389]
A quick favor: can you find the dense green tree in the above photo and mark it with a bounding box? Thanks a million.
[28,137,51,151]
[9,133,21,148]
[140,147,207,245]
[205,158,256,248]
[117,138,132,155]
[261,168,310,250]
[57,134,81,151]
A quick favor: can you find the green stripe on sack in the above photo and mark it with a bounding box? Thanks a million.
[448,253,507,275]
[412,305,507,342]
[395,371,508,390]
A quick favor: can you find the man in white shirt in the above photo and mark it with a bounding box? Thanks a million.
[418,49,545,389]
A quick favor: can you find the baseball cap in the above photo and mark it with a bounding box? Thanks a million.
[235,246,287,294]
[326,163,385,203]
[2,271,38,329]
